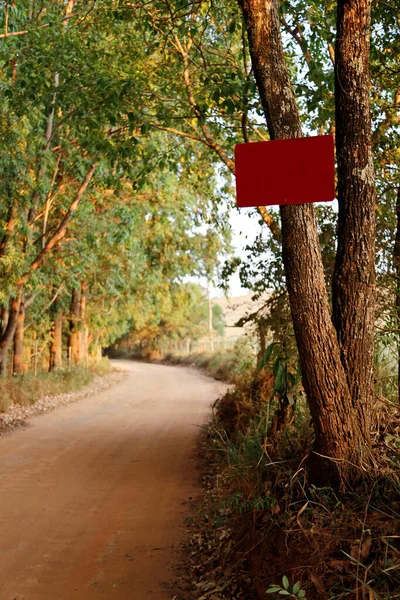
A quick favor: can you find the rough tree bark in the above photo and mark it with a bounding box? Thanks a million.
[0,289,22,377]
[333,0,376,431]
[49,312,63,371]
[394,184,400,404]
[13,298,26,375]
[238,0,373,485]
[69,288,81,364]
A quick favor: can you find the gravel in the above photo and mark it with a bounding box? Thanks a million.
[0,369,126,434]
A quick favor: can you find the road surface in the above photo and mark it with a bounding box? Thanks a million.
[0,361,227,600]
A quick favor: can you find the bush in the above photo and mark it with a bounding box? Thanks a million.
[161,343,256,383]
[199,391,400,600]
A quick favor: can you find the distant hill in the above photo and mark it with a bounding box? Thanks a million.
[213,291,272,327]
[211,292,272,347]
[187,292,274,353]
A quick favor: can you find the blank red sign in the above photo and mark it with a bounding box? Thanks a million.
[235,135,335,207]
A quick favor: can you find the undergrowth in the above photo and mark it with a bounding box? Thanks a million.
[186,375,400,600]
[162,347,256,384]
[0,359,112,413]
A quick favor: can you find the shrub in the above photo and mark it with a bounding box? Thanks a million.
[0,358,112,412]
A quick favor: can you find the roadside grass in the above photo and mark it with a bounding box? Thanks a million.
[0,359,112,413]
[161,348,256,384]
[185,381,400,600]
[108,337,257,384]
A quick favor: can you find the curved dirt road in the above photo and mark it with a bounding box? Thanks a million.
[0,361,227,600]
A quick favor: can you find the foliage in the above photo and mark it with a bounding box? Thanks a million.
[182,398,400,600]
[0,0,232,375]
[266,577,307,599]
[162,339,256,383]
[110,283,228,357]
[260,340,302,407]
[0,359,111,412]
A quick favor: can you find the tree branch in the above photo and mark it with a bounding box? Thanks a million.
[18,163,97,285]
[281,14,312,65]
[0,8,86,40]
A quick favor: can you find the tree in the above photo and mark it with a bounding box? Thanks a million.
[0,1,231,375]
[114,282,226,357]
[238,0,377,486]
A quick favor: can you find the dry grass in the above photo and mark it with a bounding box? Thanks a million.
[190,381,400,600]
[0,359,112,413]
[161,349,256,384]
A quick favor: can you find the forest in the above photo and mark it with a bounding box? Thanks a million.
[0,0,399,598]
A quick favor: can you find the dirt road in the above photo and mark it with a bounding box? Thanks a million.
[0,361,227,600]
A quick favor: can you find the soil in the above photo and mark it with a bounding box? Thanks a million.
[0,360,227,600]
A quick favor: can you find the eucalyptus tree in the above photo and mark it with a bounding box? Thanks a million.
[0,0,231,374]
[124,282,225,356]
[235,0,381,486]
[0,0,148,371]
[63,164,230,357]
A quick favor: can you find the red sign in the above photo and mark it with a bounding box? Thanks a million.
[235,135,335,207]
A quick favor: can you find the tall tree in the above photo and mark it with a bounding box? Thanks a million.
[333,0,377,432]
[238,0,376,485]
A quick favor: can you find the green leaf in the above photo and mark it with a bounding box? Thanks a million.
[272,357,282,377]
[274,362,286,392]
[292,582,301,594]
[282,576,290,590]
[263,342,277,363]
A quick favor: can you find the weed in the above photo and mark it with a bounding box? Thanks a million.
[201,401,400,599]
[0,359,112,412]
[0,394,10,413]
[267,577,307,599]
[162,347,256,383]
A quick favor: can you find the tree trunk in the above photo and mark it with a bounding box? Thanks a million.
[394,184,400,404]
[91,336,102,363]
[68,282,87,365]
[13,299,26,375]
[49,312,63,371]
[69,288,81,364]
[238,0,373,485]
[0,289,22,377]
[1,303,9,336]
[79,282,88,364]
[333,0,376,431]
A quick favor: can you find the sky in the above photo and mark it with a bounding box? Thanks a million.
[213,196,339,298]
[198,135,339,299]
[223,206,266,297]
[192,204,264,299]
